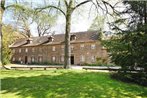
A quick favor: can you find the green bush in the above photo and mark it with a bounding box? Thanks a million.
[111,72,147,86]
[80,62,115,66]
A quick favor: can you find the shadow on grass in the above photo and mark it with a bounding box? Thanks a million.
[1,71,147,98]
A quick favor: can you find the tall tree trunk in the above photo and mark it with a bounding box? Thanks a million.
[144,1,147,34]
[64,7,72,69]
[0,0,5,66]
[0,0,10,69]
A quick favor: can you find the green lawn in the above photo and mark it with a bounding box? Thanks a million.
[0,70,147,98]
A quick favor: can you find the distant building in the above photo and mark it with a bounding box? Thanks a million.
[9,31,108,65]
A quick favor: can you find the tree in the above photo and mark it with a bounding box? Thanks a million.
[7,1,56,37]
[2,25,25,65]
[37,0,117,69]
[88,15,105,31]
[103,1,147,85]
[37,0,92,69]
[11,3,35,38]
[0,0,6,66]
[35,12,55,36]
[3,0,118,69]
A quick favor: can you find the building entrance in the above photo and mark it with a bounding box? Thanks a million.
[71,56,74,65]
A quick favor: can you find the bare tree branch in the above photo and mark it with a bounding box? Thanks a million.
[64,0,68,7]
[36,5,66,17]
[73,0,91,10]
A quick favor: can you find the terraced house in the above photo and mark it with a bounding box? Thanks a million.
[9,31,108,65]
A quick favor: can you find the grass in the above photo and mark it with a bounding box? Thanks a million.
[0,70,147,98]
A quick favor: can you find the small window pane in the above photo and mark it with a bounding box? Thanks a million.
[61,56,64,62]
[31,57,35,62]
[52,46,56,51]
[26,48,28,52]
[32,48,35,52]
[91,56,95,62]
[91,44,96,49]
[52,56,56,61]
[13,49,15,53]
[71,45,74,50]
[19,49,21,53]
[80,44,84,48]
[19,57,21,61]
[12,57,15,61]
[80,55,85,62]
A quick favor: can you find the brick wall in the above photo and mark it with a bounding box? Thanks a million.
[11,41,108,65]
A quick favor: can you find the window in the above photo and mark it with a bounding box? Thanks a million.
[71,45,74,50]
[38,56,42,62]
[91,44,96,49]
[12,57,15,61]
[48,36,54,42]
[61,45,64,50]
[12,49,15,53]
[70,35,76,41]
[39,48,42,52]
[19,49,21,53]
[32,48,35,52]
[52,46,56,51]
[31,57,35,62]
[80,55,85,62]
[19,57,21,61]
[27,38,33,44]
[52,56,56,62]
[25,48,28,53]
[80,44,84,49]
[91,56,95,62]
[61,56,64,62]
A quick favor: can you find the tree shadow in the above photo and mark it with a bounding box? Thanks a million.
[1,71,147,98]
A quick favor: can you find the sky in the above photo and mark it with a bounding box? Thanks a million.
[2,0,124,36]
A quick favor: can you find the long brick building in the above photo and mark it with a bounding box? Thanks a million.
[9,31,108,65]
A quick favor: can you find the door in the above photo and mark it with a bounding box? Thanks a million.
[25,56,28,64]
[71,56,74,65]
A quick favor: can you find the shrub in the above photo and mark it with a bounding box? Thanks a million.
[111,72,147,86]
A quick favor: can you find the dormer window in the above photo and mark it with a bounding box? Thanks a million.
[70,34,76,41]
[48,36,54,42]
[27,38,33,44]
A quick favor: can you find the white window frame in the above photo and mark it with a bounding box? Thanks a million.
[52,46,56,51]
[12,57,15,61]
[52,56,56,62]
[61,45,64,51]
[32,48,35,52]
[13,49,15,53]
[25,48,28,53]
[91,44,96,49]
[61,56,64,62]
[91,56,95,62]
[71,45,74,50]
[19,49,21,53]
[31,57,35,62]
[39,48,42,52]
[61,45,64,49]
[19,57,21,61]
[38,56,42,62]
[80,55,85,62]
[80,44,84,49]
